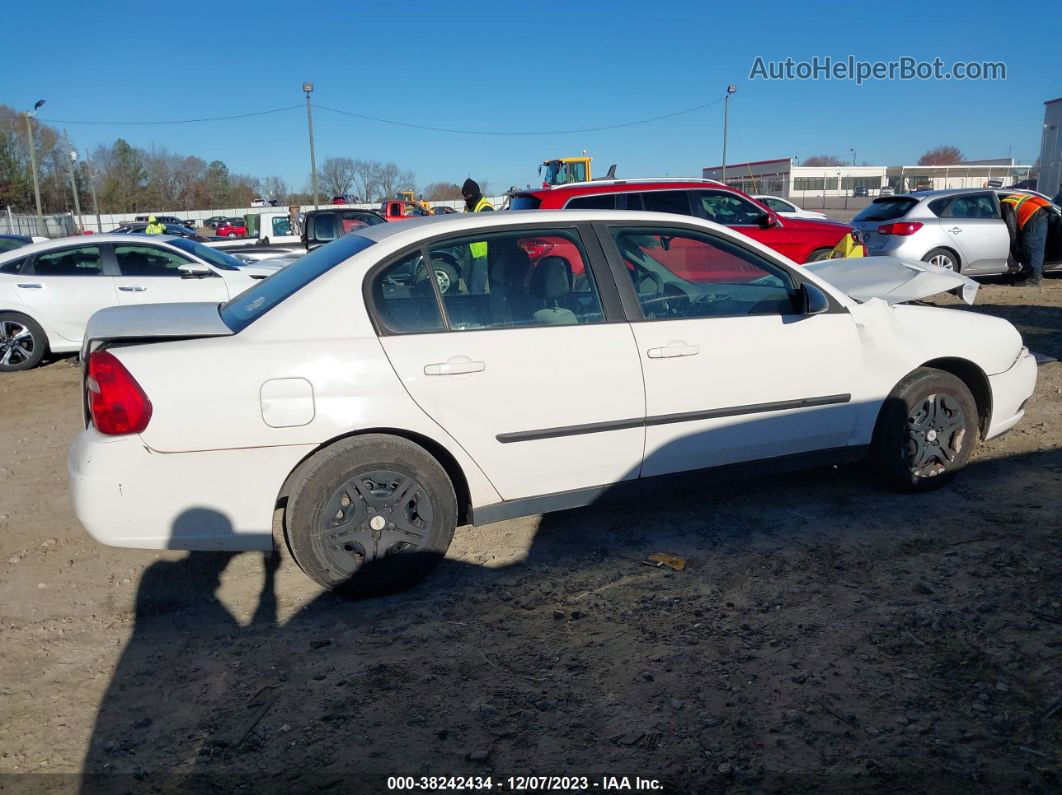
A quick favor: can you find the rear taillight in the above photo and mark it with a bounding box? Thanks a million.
[518,238,554,259]
[86,351,152,435]
[877,221,923,236]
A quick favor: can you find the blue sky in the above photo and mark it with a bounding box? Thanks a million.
[6,0,1060,194]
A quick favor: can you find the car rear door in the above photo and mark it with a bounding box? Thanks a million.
[372,223,646,500]
[596,221,862,477]
[111,242,230,305]
[14,244,117,343]
[931,192,1011,273]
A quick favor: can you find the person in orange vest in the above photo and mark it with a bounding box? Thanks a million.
[999,193,1052,287]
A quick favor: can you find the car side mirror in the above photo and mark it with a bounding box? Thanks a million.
[758,211,780,229]
[178,263,212,279]
[801,283,830,315]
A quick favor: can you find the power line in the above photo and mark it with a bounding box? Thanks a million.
[0,105,303,125]
[0,98,722,133]
[311,99,723,135]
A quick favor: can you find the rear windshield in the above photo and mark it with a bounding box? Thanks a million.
[853,197,918,222]
[219,234,375,332]
[509,195,542,210]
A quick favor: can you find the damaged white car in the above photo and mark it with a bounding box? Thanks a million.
[69,211,1037,595]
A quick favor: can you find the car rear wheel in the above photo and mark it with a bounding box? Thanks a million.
[284,434,457,595]
[805,248,833,262]
[871,367,978,492]
[0,313,47,372]
[226,232,237,238]
[923,248,959,272]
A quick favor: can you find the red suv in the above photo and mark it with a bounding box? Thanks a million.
[509,179,857,264]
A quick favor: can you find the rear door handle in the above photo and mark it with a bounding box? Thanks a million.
[15,283,42,289]
[424,359,485,376]
[118,286,147,292]
[947,227,962,234]
[647,342,700,359]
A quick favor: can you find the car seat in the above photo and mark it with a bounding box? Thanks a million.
[529,256,578,325]
[489,249,533,326]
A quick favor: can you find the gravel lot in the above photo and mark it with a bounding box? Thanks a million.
[0,280,1060,793]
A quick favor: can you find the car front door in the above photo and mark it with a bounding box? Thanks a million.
[597,222,862,477]
[372,224,646,500]
[111,243,230,305]
[693,189,806,261]
[932,192,1011,273]
[15,244,117,343]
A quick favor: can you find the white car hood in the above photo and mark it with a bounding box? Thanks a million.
[806,256,979,305]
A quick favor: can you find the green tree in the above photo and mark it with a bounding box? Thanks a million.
[205,160,231,207]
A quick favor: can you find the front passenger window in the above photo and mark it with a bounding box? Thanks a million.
[114,245,194,277]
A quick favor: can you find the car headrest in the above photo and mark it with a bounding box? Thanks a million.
[530,256,572,301]
[492,248,532,289]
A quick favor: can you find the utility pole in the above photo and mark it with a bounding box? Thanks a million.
[86,163,101,233]
[24,99,46,216]
[721,85,737,184]
[303,82,319,209]
[850,148,856,165]
[63,131,83,230]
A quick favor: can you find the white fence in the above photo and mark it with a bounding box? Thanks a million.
[72,197,509,234]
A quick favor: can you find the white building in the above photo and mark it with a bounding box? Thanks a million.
[1038,97,1062,197]
[702,157,1031,201]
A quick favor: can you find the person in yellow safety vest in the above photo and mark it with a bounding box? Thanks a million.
[999,193,1052,287]
[462,179,493,292]
[143,216,166,235]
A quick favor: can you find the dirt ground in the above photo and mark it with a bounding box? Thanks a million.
[0,281,1060,794]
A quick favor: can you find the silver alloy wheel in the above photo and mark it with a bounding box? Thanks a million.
[433,268,452,294]
[0,320,34,367]
[928,253,955,270]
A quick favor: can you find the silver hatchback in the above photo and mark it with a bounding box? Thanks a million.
[852,189,1062,275]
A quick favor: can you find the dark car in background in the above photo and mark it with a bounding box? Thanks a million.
[111,223,209,240]
[133,215,194,228]
[0,235,35,253]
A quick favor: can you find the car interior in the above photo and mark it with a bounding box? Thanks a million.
[31,247,102,276]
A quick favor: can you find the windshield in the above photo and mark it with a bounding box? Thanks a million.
[219,234,376,332]
[169,238,244,271]
[853,197,919,223]
[509,195,542,210]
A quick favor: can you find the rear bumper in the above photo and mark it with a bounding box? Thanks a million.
[68,428,314,551]
[985,348,1037,440]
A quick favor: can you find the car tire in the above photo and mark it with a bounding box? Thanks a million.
[922,248,960,272]
[805,248,833,262]
[871,367,979,493]
[0,312,47,372]
[284,434,457,596]
[227,232,237,238]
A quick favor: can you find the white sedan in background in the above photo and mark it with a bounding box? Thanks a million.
[0,235,272,371]
[754,195,829,220]
[69,211,1036,596]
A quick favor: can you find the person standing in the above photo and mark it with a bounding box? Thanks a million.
[462,179,493,293]
[143,215,165,235]
[999,193,1053,287]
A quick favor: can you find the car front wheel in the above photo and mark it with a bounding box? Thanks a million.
[284,434,457,595]
[871,367,979,492]
[805,247,833,262]
[923,248,959,272]
[0,313,47,372]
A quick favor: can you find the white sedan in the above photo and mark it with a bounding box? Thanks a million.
[68,211,1037,595]
[753,195,829,220]
[0,235,273,371]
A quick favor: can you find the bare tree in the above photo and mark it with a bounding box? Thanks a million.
[351,159,380,202]
[918,146,964,165]
[423,182,463,201]
[802,155,847,167]
[375,161,415,200]
[318,157,355,197]
[262,175,289,202]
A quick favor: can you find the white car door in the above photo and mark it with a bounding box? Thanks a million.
[13,244,117,344]
[933,192,1011,273]
[111,242,231,305]
[597,222,862,477]
[373,225,646,500]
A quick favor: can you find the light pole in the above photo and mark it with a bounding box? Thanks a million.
[24,99,45,216]
[721,84,737,184]
[850,148,856,165]
[64,131,83,230]
[303,82,319,209]
[85,162,102,233]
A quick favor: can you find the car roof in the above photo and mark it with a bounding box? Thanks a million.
[0,234,191,262]
[516,177,725,194]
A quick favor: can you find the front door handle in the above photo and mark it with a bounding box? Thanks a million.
[947,227,962,234]
[15,283,42,289]
[647,342,700,359]
[118,286,147,292]
[424,358,486,376]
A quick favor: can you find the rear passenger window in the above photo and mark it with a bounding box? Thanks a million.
[372,252,445,334]
[0,256,27,274]
[313,214,337,241]
[565,194,616,210]
[31,246,103,276]
[641,191,691,215]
